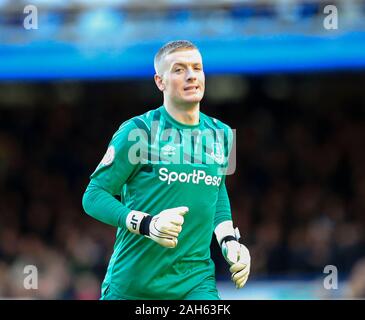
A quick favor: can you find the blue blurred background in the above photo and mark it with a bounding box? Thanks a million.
[1,0,365,300]
[1,0,365,79]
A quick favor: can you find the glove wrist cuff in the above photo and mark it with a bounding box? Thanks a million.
[215,220,235,246]
[140,215,152,236]
[126,211,150,235]
[220,235,237,247]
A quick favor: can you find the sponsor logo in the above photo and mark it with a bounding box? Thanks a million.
[158,167,222,186]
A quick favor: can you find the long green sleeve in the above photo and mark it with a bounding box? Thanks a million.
[214,125,234,229]
[82,182,132,228]
[214,181,232,229]
[82,120,141,228]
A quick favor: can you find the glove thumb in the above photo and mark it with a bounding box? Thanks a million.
[174,206,189,216]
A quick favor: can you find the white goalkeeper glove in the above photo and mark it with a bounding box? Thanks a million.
[126,206,189,248]
[215,220,251,289]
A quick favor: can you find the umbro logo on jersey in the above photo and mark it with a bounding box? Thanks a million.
[161,144,176,156]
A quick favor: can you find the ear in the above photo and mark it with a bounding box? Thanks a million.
[154,74,165,92]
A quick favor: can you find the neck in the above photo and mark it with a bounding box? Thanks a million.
[163,99,200,125]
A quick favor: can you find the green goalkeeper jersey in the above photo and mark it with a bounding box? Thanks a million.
[82,105,233,300]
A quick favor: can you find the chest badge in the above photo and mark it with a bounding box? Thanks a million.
[209,142,224,165]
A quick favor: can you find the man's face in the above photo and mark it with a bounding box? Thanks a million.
[156,49,205,106]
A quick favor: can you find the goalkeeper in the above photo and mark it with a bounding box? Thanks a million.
[82,40,250,300]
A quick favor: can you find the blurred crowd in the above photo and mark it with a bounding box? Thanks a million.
[0,75,365,299]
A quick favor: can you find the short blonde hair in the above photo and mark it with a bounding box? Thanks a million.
[154,40,198,74]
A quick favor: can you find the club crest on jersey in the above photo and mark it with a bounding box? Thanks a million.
[101,146,115,166]
[210,142,224,165]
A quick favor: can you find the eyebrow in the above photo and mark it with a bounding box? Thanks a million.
[171,62,202,68]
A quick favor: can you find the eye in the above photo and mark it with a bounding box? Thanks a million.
[175,68,183,73]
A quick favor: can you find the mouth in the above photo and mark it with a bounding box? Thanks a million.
[184,85,199,91]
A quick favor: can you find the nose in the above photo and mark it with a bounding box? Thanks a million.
[186,67,197,82]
